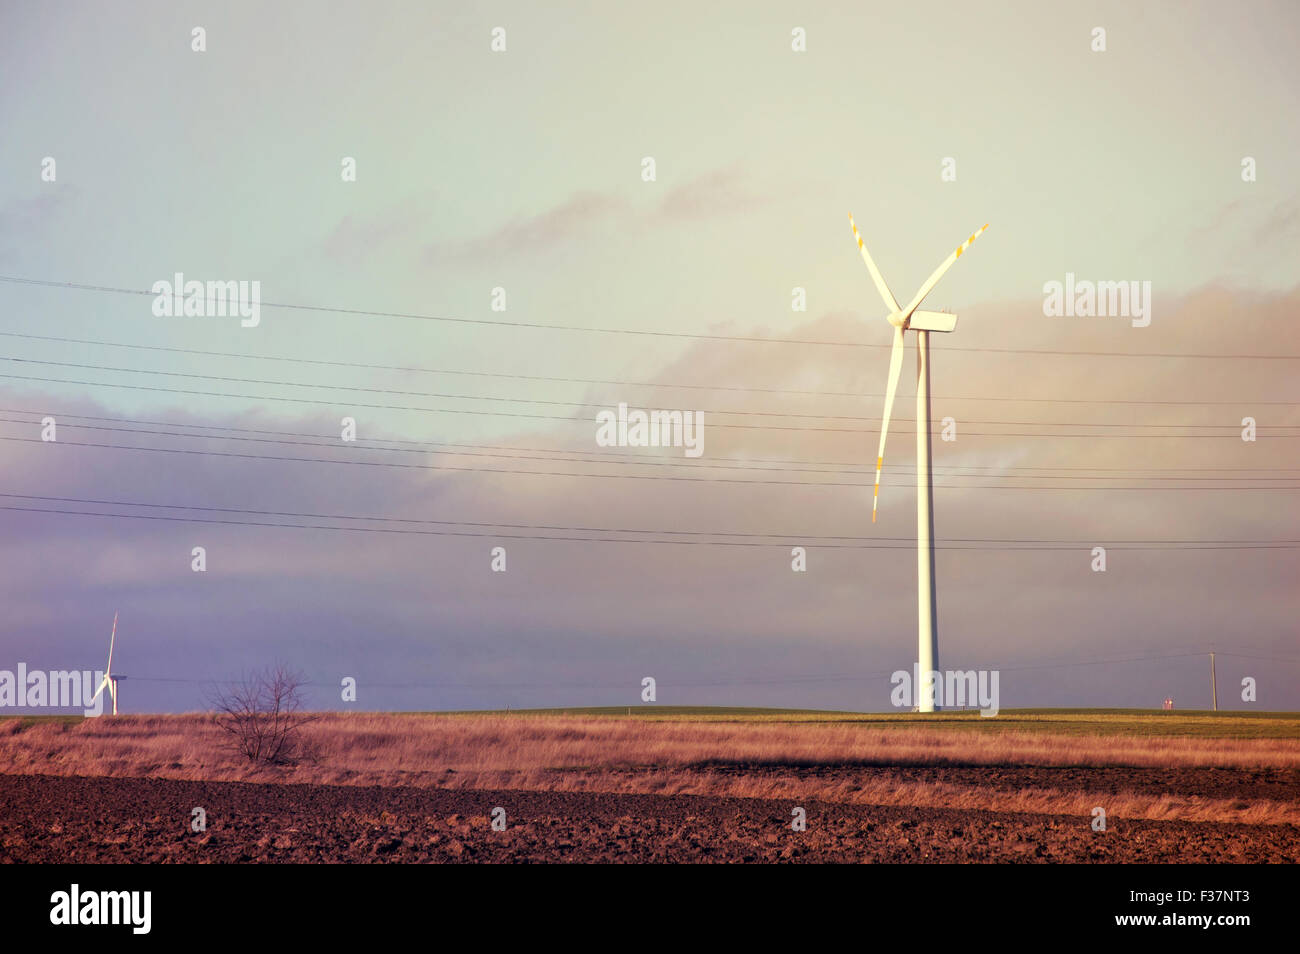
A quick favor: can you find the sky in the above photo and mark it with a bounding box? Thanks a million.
[1,0,1297,713]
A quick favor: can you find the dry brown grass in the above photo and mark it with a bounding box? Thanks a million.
[3,712,1298,825]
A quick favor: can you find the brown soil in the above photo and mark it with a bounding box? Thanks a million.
[691,762,1300,801]
[2,772,1295,863]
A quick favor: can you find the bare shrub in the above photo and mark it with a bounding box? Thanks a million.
[208,664,316,765]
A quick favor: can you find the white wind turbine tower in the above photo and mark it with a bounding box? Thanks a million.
[90,612,120,716]
[848,215,988,713]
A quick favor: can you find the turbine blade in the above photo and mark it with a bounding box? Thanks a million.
[873,326,907,522]
[90,674,109,702]
[106,611,117,674]
[899,224,989,321]
[848,213,900,313]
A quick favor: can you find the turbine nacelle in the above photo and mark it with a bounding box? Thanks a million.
[886,310,958,333]
[908,310,959,333]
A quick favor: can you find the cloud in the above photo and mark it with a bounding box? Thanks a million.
[1,283,1296,712]
[424,165,766,266]
[656,164,767,221]
[321,206,425,263]
[427,190,629,265]
[0,190,71,229]
[1253,198,1300,247]
[1182,194,1300,267]
[0,189,78,264]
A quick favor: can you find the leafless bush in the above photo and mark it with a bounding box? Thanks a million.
[208,664,316,765]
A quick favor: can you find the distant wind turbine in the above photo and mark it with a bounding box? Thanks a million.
[90,612,120,716]
[848,215,988,712]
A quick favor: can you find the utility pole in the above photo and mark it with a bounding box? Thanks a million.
[1210,652,1218,712]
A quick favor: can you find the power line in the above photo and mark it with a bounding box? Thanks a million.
[6,355,1298,429]
[5,491,1294,546]
[4,275,1299,359]
[4,371,1297,437]
[8,436,1300,489]
[1218,651,1300,664]
[975,651,1300,674]
[113,670,910,690]
[2,356,878,422]
[109,648,1300,692]
[2,416,1295,483]
[4,329,1298,404]
[6,502,1299,548]
[6,406,1298,475]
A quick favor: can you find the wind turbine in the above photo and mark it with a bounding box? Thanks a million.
[848,214,988,713]
[90,612,119,716]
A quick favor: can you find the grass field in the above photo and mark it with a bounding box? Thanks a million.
[3,707,1298,831]
[431,706,1300,738]
[4,707,1298,861]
